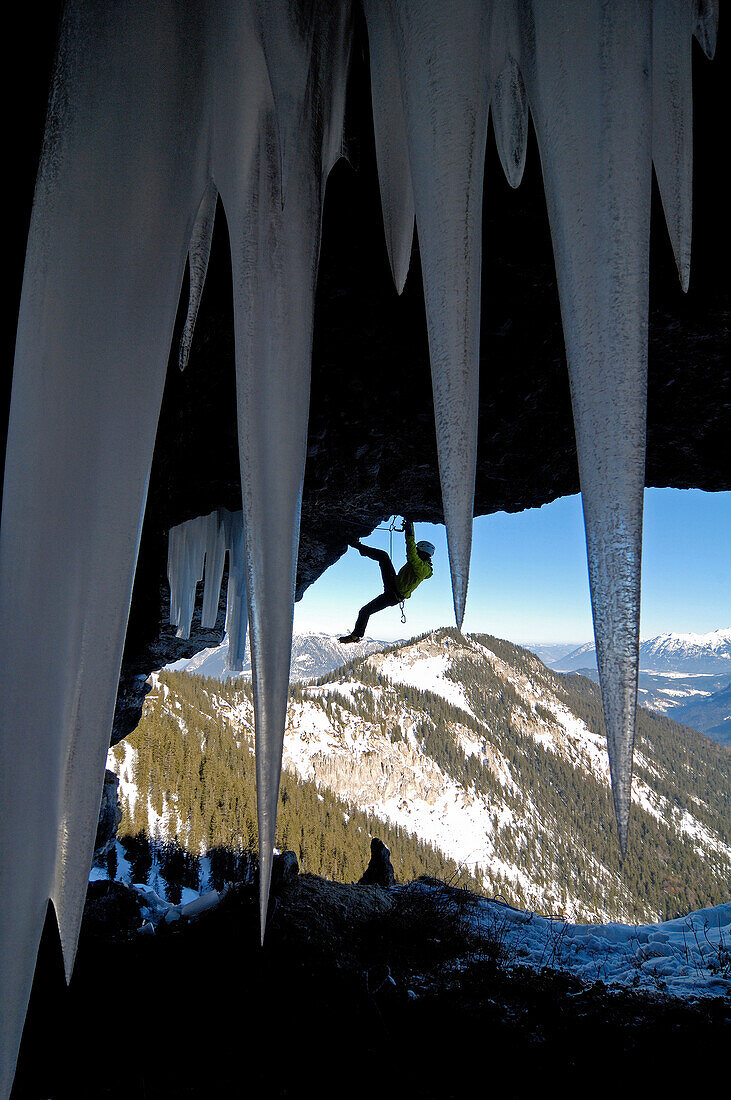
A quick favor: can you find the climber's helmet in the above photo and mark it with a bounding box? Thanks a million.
[416,540,435,558]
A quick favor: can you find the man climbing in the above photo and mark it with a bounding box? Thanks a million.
[339,519,434,643]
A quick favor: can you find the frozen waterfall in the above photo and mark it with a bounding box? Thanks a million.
[0,2,718,1095]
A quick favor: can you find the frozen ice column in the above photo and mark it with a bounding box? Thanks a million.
[0,3,211,1096]
[212,1,352,936]
[224,511,249,673]
[375,0,491,628]
[363,0,415,295]
[518,0,653,854]
[167,514,208,639]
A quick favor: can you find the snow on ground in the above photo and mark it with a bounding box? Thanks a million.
[378,651,475,717]
[442,887,731,1001]
[88,856,730,1003]
[657,687,712,698]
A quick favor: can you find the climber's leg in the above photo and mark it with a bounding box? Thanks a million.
[352,543,398,593]
[340,591,399,642]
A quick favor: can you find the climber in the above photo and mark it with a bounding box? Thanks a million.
[339,519,434,643]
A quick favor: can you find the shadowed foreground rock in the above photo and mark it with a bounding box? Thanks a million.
[358,837,396,889]
[12,868,729,1100]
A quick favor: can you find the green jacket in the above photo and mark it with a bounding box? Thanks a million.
[395,530,433,599]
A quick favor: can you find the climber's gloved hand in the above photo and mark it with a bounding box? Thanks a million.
[404,519,414,537]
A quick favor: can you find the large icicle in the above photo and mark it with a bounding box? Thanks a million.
[212,1,351,937]
[379,0,491,628]
[363,0,415,294]
[653,0,695,291]
[489,0,529,190]
[201,510,229,629]
[179,180,218,371]
[0,4,209,1095]
[223,511,249,672]
[518,0,653,854]
[167,515,208,639]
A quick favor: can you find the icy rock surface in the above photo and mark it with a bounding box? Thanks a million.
[0,2,718,1094]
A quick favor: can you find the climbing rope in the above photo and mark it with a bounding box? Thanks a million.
[339,513,408,623]
[384,518,408,625]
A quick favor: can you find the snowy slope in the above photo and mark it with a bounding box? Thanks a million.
[460,889,731,1001]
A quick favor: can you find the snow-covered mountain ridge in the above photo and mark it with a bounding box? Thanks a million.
[555,627,731,674]
[111,629,731,929]
[546,628,731,743]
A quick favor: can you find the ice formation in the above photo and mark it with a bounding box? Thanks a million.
[368,1,492,629]
[179,181,218,372]
[167,510,249,669]
[363,1,415,294]
[0,2,718,1094]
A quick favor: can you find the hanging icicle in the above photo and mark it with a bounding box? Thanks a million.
[179,180,218,371]
[367,0,491,629]
[211,0,352,938]
[362,0,415,294]
[516,0,653,856]
[489,0,529,189]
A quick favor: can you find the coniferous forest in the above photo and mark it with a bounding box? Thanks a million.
[107,630,731,923]
[111,669,485,898]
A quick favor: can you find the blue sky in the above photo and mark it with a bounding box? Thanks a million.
[293,489,731,645]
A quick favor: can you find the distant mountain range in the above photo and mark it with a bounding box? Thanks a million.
[673,680,731,746]
[553,628,731,674]
[542,628,731,746]
[113,629,731,925]
[167,631,391,683]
